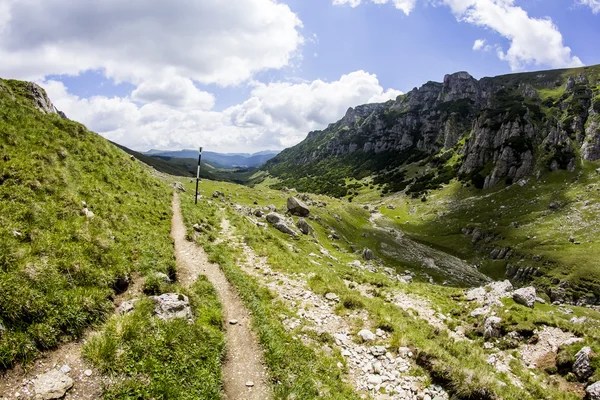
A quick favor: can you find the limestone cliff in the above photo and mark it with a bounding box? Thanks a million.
[266,65,600,193]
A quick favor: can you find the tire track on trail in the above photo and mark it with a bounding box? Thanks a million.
[171,193,271,400]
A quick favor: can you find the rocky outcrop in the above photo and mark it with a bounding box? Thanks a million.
[483,316,502,339]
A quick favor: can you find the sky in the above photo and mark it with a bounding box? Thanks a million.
[0,0,599,153]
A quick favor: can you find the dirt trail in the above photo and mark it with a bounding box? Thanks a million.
[171,193,271,400]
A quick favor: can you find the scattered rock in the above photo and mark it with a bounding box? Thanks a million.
[245,380,254,387]
[83,369,93,377]
[296,218,311,235]
[513,286,536,308]
[357,329,376,342]
[586,381,600,400]
[212,191,224,198]
[484,316,502,339]
[118,299,138,315]
[573,346,594,380]
[362,248,373,260]
[151,293,193,322]
[325,293,339,302]
[33,370,74,400]
[59,365,71,374]
[229,319,239,325]
[172,182,186,192]
[266,212,298,237]
[287,197,310,217]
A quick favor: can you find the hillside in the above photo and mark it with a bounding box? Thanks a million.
[264,64,600,306]
[0,79,225,399]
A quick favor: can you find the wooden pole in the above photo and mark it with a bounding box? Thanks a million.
[195,147,203,204]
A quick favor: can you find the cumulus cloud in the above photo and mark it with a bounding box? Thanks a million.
[131,77,215,110]
[473,39,486,51]
[333,0,418,15]
[444,0,583,70]
[42,71,402,153]
[577,0,600,13]
[0,0,303,86]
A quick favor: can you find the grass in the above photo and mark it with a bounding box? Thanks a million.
[84,276,225,399]
[0,79,176,369]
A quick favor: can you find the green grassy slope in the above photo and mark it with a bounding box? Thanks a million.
[181,178,600,400]
[0,79,177,369]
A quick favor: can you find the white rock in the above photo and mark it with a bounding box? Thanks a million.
[33,370,73,400]
[59,365,71,374]
[368,375,382,385]
[357,329,376,342]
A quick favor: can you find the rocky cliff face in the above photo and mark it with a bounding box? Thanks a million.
[267,65,600,192]
[0,79,67,118]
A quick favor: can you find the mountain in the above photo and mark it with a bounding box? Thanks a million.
[265,65,600,197]
[145,149,279,169]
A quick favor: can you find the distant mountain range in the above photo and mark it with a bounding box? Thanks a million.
[145,149,279,169]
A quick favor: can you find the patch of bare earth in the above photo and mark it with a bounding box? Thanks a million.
[171,194,271,400]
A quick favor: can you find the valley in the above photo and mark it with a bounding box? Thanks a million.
[1,67,600,400]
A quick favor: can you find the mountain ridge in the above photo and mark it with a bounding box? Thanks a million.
[265,64,600,196]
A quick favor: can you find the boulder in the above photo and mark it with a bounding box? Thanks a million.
[296,218,311,235]
[33,370,73,400]
[287,197,310,217]
[587,381,600,400]
[357,329,376,342]
[573,346,594,380]
[483,316,502,339]
[513,286,536,308]
[151,293,193,322]
[362,248,373,260]
[266,212,298,237]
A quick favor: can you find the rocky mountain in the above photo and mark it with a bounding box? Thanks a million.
[266,65,600,196]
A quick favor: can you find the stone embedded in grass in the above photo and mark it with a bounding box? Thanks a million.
[324,292,339,302]
[286,196,310,217]
[362,248,373,260]
[483,316,502,339]
[265,212,298,237]
[587,381,600,400]
[296,217,311,235]
[573,346,593,379]
[513,286,536,308]
[33,370,74,400]
[118,299,138,315]
[151,293,193,322]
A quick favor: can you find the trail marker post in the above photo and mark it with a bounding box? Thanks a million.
[195,147,203,205]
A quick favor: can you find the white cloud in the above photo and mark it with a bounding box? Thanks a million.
[131,77,215,110]
[334,0,362,7]
[473,39,486,50]
[577,0,600,13]
[42,71,402,153]
[333,0,417,15]
[444,0,583,70]
[0,0,303,86]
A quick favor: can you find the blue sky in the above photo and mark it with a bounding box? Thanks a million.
[0,0,598,152]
